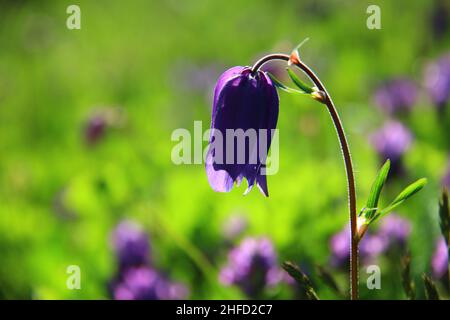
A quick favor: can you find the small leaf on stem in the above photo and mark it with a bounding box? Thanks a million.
[286,69,314,94]
[366,159,391,211]
[379,178,427,217]
[267,72,308,95]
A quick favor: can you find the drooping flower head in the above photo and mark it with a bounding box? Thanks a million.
[111,221,150,270]
[424,53,450,111]
[432,238,448,279]
[206,67,279,196]
[219,237,281,297]
[370,121,413,175]
[372,79,418,114]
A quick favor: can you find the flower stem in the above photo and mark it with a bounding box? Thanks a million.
[253,53,359,299]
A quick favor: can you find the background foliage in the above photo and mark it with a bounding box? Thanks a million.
[0,0,448,299]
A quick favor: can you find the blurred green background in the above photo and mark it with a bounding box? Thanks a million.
[0,0,448,299]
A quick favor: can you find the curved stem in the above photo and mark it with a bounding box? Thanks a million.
[253,54,359,299]
[251,53,291,73]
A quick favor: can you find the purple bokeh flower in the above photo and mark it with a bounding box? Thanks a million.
[219,237,280,297]
[85,114,106,145]
[329,226,351,267]
[110,221,189,300]
[222,215,248,240]
[84,107,126,145]
[373,79,418,114]
[424,54,450,110]
[370,121,413,175]
[370,121,413,162]
[329,227,388,266]
[111,221,150,270]
[378,214,411,247]
[330,221,414,267]
[206,66,279,197]
[360,233,390,260]
[112,267,188,300]
[171,60,221,96]
[432,238,448,279]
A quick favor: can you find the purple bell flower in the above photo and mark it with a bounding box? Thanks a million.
[113,267,188,300]
[373,79,418,114]
[111,221,150,270]
[432,238,448,279]
[206,66,279,197]
[424,54,450,111]
[370,121,413,175]
[219,237,280,297]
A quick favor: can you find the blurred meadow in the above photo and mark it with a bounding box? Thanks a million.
[0,0,449,299]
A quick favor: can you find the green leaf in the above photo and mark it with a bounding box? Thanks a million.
[379,178,427,217]
[267,72,307,95]
[422,273,440,300]
[282,261,319,300]
[286,69,314,94]
[366,159,390,210]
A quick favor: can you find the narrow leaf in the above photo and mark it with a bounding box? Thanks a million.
[282,261,319,300]
[286,69,314,94]
[401,252,415,300]
[379,178,427,216]
[289,38,309,66]
[315,265,345,298]
[267,72,307,95]
[293,38,310,54]
[422,273,440,300]
[366,159,391,209]
[439,188,449,246]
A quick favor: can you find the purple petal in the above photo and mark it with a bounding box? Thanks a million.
[206,67,279,196]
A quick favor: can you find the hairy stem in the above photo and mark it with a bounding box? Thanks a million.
[252,53,359,299]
